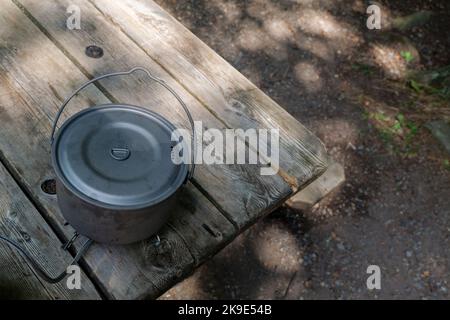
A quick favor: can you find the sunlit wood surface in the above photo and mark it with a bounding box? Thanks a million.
[0,0,328,299]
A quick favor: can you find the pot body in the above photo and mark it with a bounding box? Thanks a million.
[49,68,194,245]
[51,104,189,244]
[56,178,179,244]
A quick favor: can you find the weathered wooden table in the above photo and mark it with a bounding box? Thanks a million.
[0,0,328,299]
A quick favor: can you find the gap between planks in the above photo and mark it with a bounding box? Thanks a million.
[0,0,320,298]
[0,149,109,299]
[90,0,329,189]
[12,0,296,193]
[0,155,101,299]
[12,0,294,229]
[8,0,239,235]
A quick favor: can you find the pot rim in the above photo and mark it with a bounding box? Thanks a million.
[51,103,189,211]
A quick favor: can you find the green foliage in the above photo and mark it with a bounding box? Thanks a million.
[408,65,450,100]
[401,51,414,63]
[373,111,388,121]
[368,111,419,156]
[409,79,422,93]
[444,159,450,171]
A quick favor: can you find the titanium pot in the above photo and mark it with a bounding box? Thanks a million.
[50,67,195,244]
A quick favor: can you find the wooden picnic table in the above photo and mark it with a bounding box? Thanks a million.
[0,0,328,299]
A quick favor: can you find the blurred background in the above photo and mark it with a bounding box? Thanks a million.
[155,0,450,299]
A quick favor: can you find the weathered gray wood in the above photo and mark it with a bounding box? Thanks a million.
[80,182,235,299]
[90,0,329,190]
[287,162,345,211]
[0,162,100,299]
[0,0,236,299]
[0,0,330,299]
[167,185,236,263]
[15,0,293,228]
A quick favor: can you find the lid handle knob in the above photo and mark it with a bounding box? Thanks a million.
[110,147,131,161]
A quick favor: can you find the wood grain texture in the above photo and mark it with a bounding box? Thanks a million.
[0,0,236,299]
[0,0,329,299]
[15,0,293,228]
[89,0,330,190]
[0,162,100,299]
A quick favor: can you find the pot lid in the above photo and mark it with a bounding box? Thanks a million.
[52,104,188,209]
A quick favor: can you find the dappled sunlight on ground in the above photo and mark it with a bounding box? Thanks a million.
[371,43,408,80]
[296,37,334,62]
[252,223,302,274]
[313,119,360,148]
[298,9,359,42]
[157,0,450,299]
[294,62,322,93]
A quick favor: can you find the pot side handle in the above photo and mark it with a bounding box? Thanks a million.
[0,234,93,284]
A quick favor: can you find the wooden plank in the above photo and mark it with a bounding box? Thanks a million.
[168,184,236,263]
[0,162,100,299]
[14,0,293,228]
[89,0,330,190]
[81,183,235,299]
[0,0,236,299]
[287,162,345,210]
[1,0,328,299]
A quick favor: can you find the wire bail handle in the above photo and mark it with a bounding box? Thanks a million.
[50,67,195,180]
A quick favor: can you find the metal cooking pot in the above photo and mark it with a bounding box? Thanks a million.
[50,67,195,244]
[0,67,194,283]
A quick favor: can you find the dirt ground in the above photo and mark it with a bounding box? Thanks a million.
[156,0,450,299]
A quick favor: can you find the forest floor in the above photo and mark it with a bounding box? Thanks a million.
[156,0,450,299]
